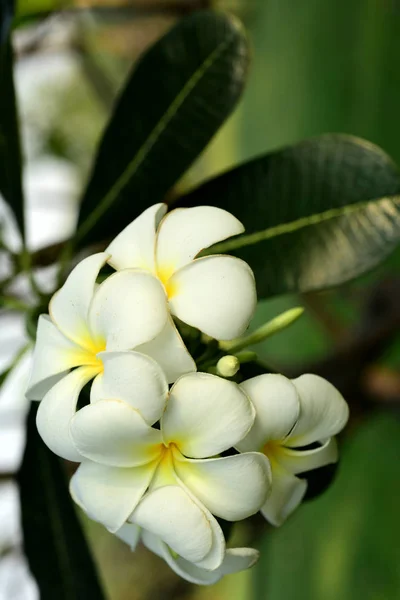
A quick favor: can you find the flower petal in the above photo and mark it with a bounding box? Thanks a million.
[115,524,141,551]
[277,437,338,475]
[178,480,225,571]
[70,400,162,467]
[236,374,300,453]
[288,374,349,447]
[161,544,259,586]
[174,452,271,521]
[89,270,168,351]
[155,206,244,274]
[49,253,108,348]
[91,351,168,425]
[162,372,255,458]
[106,204,166,272]
[70,460,156,532]
[136,316,196,384]
[26,315,87,400]
[168,256,256,340]
[130,485,213,564]
[260,464,307,526]
[36,366,97,461]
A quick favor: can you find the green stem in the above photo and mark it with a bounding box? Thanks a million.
[220,307,305,353]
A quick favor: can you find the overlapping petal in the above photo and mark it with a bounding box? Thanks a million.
[168,256,256,340]
[276,438,338,475]
[36,366,98,461]
[26,315,90,400]
[162,373,255,458]
[91,351,168,424]
[288,374,349,447]
[155,206,244,274]
[143,533,259,586]
[50,253,108,348]
[174,452,271,521]
[130,485,213,564]
[70,400,162,467]
[115,523,141,551]
[70,460,156,532]
[107,204,166,272]
[237,374,300,453]
[260,464,307,527]
[88,269,168,351]
[135,317,196,384]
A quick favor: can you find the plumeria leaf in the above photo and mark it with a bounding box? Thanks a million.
[0,0,24,238]
[76,10,249,247]
[175,135,400,297]
[17,405,106,599]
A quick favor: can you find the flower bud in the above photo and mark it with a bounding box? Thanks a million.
[217,355,240,378]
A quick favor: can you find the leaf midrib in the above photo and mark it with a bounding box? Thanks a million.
[76,24,239,244]
[207,194,400,254]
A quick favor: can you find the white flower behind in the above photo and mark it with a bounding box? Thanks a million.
[237,373,349,526]
[106,204,257,340]
[26,252,195,460]
[69,369,271,571]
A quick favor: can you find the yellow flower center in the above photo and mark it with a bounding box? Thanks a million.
[262,440,282,466]
[73,332,107,373]
[156,264,179,299]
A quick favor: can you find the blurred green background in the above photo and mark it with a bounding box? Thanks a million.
[10,0,400,598]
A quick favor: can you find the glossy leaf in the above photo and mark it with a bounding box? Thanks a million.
[17,404,105,600]
[76,10,249,247]
[175,135,400,297]
[253,416,400,600]
[0,0,24,238]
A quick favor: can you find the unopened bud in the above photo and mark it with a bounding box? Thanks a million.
[217,355,240,378]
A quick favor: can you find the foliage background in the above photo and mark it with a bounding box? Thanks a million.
[1,0,400,598]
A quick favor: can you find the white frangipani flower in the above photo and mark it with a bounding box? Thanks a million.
[236,374,349,526]
[106,204,257,340]
[26,252,195,460]
[116,523,259,585]
[69,370,271,571]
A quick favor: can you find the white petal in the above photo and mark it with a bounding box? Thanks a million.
[155,206,244,275]
[36,366,97,461]
[49,253,108,347]
[174,452,271,521]
[162,373,255,458]
[26,315,88,400]
[70,460,156,532]
[130,485,213,563]
[178,480,225,571]
[136,317,196,384]
[236,374,300,453]
[158,546,259,586]
[106,204,166,272]
[277,437,338,475]
[168,256,256,340]
[260,464,307,526]
[288,374,349,447]
[88,270,168,351]
[70,400,162,467]
[115,523,141,551]
[221,548,260,575]
[91,351,168,425]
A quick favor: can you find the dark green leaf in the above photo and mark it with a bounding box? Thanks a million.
[17,404,105,600]
[253,416,400,600]
[175,135,400,298]
[76,10,249,247]
[0,0,24,238]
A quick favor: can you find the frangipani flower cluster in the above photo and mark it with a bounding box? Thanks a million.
[26,203,349,585]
